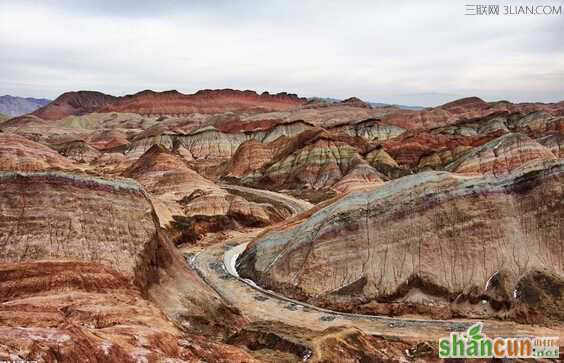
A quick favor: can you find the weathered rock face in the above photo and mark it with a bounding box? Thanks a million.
[0,133,77,172]
[0,266,257,363]
[381,130,500,170]
[0,171,253,362]
[338,97,371,108]
[0,171,159,285]
[511,111,564,137]
[241,133,367,191]
[28,89,305,121]
[32,91,118,120]
[364,146,403,178]
[538,132,564,157]
[380,97,564,130]
[53,140,102,163]
[0,260,198,362]
[226,139,283,177]
[88,128,131,151]
[331,164,385,193]
[123,145,287,242]
[330,118,405,141]
[446,133,557,176]
[238,159,564,323]
[100,89,306,116]
[439,96,490,114]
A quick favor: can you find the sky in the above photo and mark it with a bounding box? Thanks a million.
[0,0,563,107]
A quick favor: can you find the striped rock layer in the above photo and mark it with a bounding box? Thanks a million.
[238,159,564,321]
[0,171,251,362]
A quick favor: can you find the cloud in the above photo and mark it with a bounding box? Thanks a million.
[0,0,562,106]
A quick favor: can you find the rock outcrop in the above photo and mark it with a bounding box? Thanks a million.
[0,170,252,362]
[228,321,431,362]
[101,89,306,116]
[123,145,287,242]
[0,133,77,171]
[446,133,557,176]
[238,159,564,323]
[32,91,118,120]
[330,118,405,141]
[241,131,368,191]
[331,164,385,193]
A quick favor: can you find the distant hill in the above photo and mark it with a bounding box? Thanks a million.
[0,95,51,117]
[308,97,423,110]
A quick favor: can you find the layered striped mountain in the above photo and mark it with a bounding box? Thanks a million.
[445,133,557,176]
[122,144,290,243]
[238,130,375,191]
[28,89,306,121]
[0,170,254,362]
[238,159,564,323]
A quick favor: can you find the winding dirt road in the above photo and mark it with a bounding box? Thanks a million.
[189,185,564,343]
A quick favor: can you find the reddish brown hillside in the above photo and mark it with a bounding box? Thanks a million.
[32,91,117,120]
[100,89,306,115]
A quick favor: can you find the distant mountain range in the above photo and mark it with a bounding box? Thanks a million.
[0,95,51,117]
[0,93,422,119]
[308,97,423,110]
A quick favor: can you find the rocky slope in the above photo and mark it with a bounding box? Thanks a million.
[445,132,557,176]
[381,97,564,130]
[0,133,78,171]
[238,158,564,323]
[0,95,50,117]
[123,145,289,243]
[32,91,118,120]
[28,89,306,121]
[237,130,373,191]
[1,88,562,360]
[0,169,254,362]
[101,89,306,115]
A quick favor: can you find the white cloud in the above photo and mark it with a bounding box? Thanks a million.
[0,0,562,106]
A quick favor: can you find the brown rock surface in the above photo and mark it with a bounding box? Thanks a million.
[1,88,562,361]
[240,130,370,191]
[123,145,286,242]
[331,164,385,193]
[538,132,564,157]
[0,133,77,171]
[0,170,252,362]
[228,321,434,362]
[446,132,557,176]
[101,89,306,116]
[32,91,118,120]
[238,158,564,323]
[380,97,564,130]
[381,130,501,170]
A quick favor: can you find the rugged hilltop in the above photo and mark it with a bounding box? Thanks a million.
[29,89,306,120]
[1,89,563,361]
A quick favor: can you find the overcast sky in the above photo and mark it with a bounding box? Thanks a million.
[1,0,563,106]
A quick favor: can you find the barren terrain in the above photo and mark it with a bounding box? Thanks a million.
[0,89,562,362]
